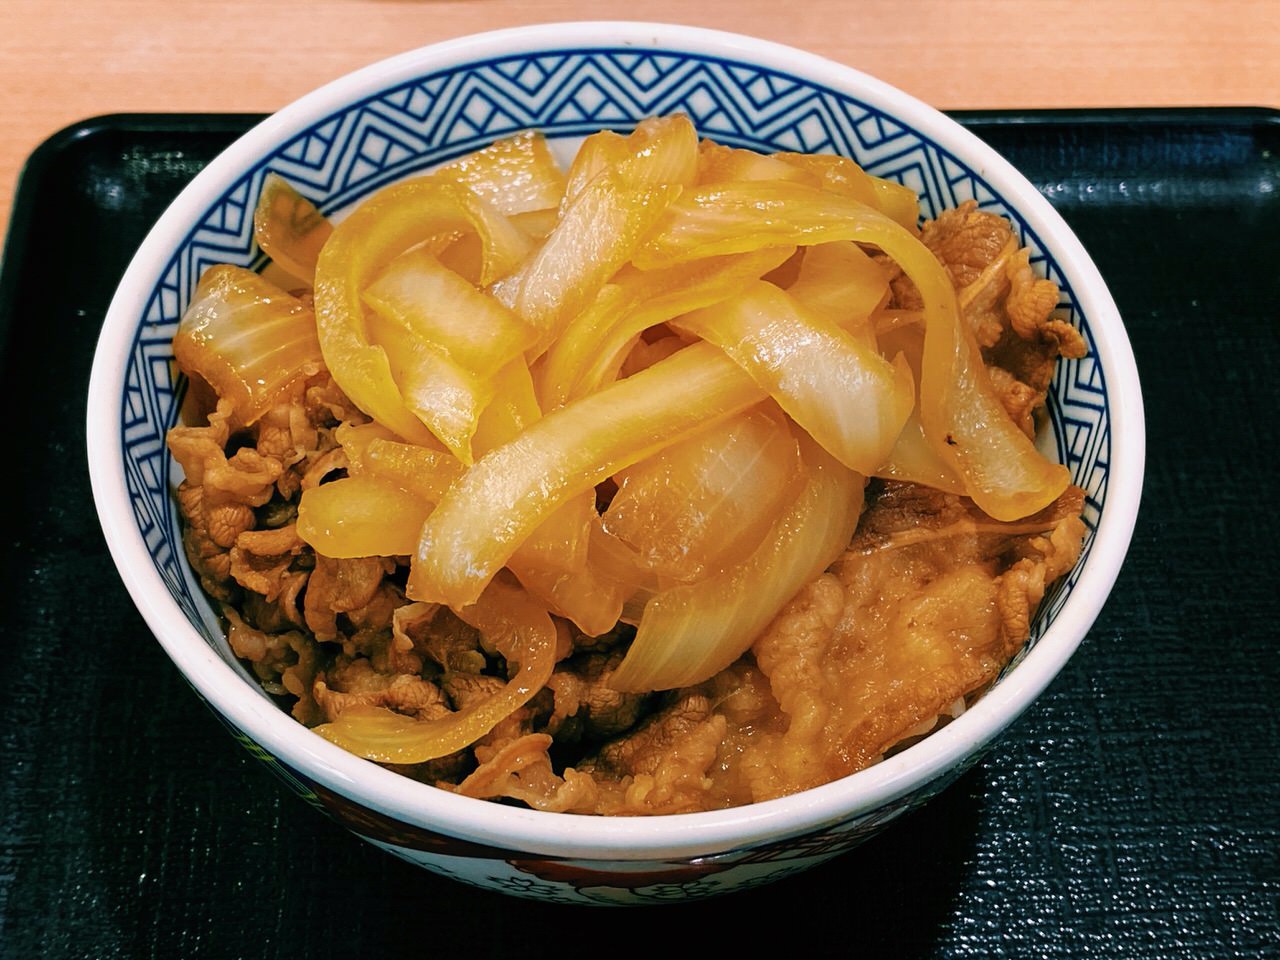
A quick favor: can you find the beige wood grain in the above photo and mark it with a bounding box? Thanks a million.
[1,0,1277,249]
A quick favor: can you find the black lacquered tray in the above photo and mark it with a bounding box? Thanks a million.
[0,110,1276,958]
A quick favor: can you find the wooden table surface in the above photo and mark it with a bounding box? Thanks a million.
[2,0,1277,249]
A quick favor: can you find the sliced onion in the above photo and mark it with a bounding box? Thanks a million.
[536,246,794,409]
[638,181,1067,519]
[774,152,919,229]
[785,241,890,333]
[697,140,819,186]
[673,281,914,475]
[433,129,566,216]
[314,577,557,763]
[609,434,863,692]
[296,475,431,558]
[252,173,333,287]
[604,404,802,582]
[362,247,536,377]
[312,176,531,446]
[360,437,464,503]
[408,342,767,609]
[334,420,402,472]
[561,115,698,208]
[500,172,682,353]
[364,307,492,464]
[471,357,542,456]
[615,114,700,188]
[873,324,964,492]
[172,265,323,426]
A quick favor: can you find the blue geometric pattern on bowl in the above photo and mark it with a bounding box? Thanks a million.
[120,46,1109,655]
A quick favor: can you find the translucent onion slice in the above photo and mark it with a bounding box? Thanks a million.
[909,243,1071,520]
[363,247,537,377]
[785,241,890,333]
[314,577,557,764]
[876,409,966,494]
[508,208,560,239]
[874,324,965,493]
[408,342,768,609]
[561,129,629,209]
[334,420,402,473]
[498,172,682,353]
[638,181,1067,518]
[471,357,542,456]
[364,307,492,464]
[609,436,864,692]
[252,173,333,286]
[696,140,819,186]
[536,246,795,409]
[471,358,596,603]
[614,114,700,189]
[604,404,802,582]
[360,437,464,503]
[774,152,919,229]
[296,475,431,558]
[673,281,914,475]
[634,179,909,267]
[561,115,699,208]
[618,334,689,378]
[172,265,324,426]
[433,129,567,216]
[312,177,531,446]
[508,532,632,637]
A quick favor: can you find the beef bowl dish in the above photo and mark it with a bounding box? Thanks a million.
[87,22,1143,905]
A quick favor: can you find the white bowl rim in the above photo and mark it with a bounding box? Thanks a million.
[87,20,1145,862]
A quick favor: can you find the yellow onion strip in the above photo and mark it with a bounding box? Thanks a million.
[408,342,768,609]
[357,437,464,504]
[673,280,914,476]
[498,116,697,351]
[560,130,629,209]
[506,528,636,638]
[498,173,682,353]
[639,181,1067,519]
[873,324,965,493]
[363,247,537,377]
[312,177,531,447]
[774,152,920,229]
[252,174,333,287]
[296,475,432,558]
[696,140,819,186]
[314,577,557,764]
[604,404,802,582]
[470,359,599,618]
[785,241,890,335]
[433,129,567,216]
[173,265,324,426]
[614,114,700,188]
[362,307,493,464]
[537,246,795,409]
[609,435,863,692]
[493,363,625,635]
[562,115,699,208]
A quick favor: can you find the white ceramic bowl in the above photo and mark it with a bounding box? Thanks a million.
[86,21,1143,905]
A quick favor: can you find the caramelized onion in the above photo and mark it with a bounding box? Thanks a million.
[173,265,324,426]
[408,342,767,609]
[674,281,914,475]
[312,176,531,447]
[296,475,432,558]
[604,404,802,582]
[609,434,863,692]
[314,577,557,763]
[252,173,333,286]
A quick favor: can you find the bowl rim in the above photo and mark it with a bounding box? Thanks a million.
[86,20,1145,862]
